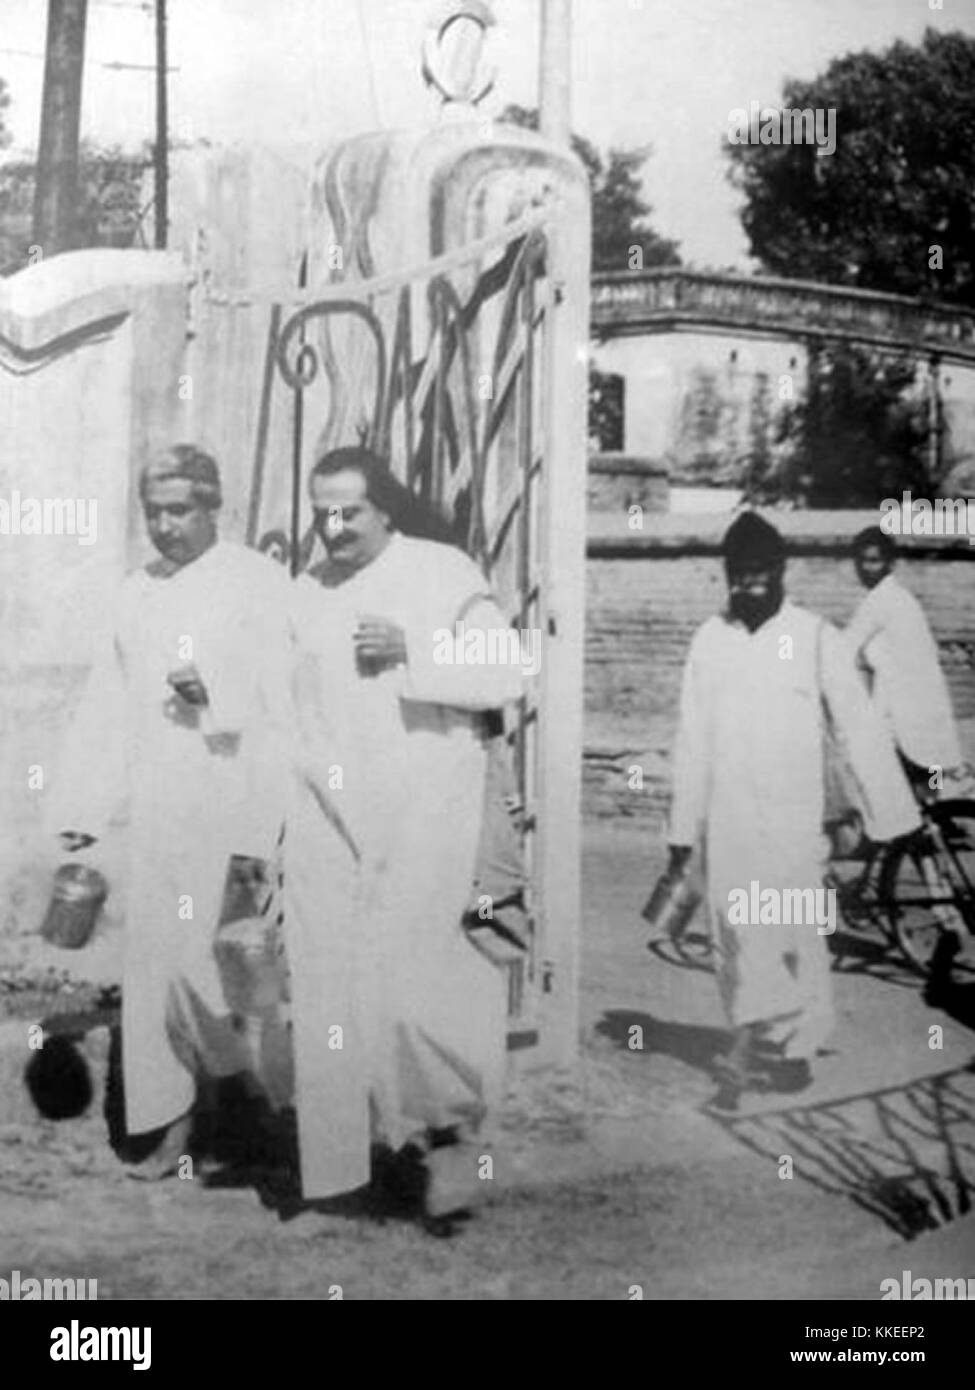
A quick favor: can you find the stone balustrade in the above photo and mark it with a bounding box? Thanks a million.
[592,269,975,363]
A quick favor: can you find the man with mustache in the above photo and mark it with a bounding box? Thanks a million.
[665,512,919,1099]
[288,445,522,1230]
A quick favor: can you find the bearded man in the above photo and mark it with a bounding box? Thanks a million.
[666,512,919,1097]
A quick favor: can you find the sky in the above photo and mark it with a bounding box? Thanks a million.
[1,0,972,269]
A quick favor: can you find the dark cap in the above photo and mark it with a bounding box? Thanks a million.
[722,510,786,570]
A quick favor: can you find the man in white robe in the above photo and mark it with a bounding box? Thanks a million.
[666,513,920,1098]
[289,446,522,1223]
[47,446,318,1178]
[847,526,971,789]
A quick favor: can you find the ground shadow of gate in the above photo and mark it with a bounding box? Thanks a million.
[597,1007,975,1239]
[710,1063,975,1239]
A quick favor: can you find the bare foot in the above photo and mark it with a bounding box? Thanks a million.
[124,1112,193,1182]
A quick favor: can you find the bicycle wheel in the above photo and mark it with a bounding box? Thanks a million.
[881,800,975,974]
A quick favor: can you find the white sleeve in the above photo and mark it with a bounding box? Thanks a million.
[199,557,292,736]
[819,621,920,841]
[668,631,711,849]
[401,593,526,710]
[287,582,362,860]
[845,592,884,658]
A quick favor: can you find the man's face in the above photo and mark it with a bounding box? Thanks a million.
[143,478,217,568]
[727,560,785,631]
[310,468,391,573]
[854,543,891,590]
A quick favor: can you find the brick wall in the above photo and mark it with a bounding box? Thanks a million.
[583,512,975,833]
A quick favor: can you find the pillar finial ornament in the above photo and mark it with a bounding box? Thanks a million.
[421,1,498,110]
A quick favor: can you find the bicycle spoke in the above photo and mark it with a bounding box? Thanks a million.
[882,801,975,974]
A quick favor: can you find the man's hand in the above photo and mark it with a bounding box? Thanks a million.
[666,844,693,879]
[59,831,97,853]
[353,615,407,675]
[166,664,209,707]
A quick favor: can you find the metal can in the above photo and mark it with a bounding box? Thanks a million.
[642,871,702,941]
[40,864,109,950]
[214,915,288,1016]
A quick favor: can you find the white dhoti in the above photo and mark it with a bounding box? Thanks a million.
[47,542,295,1133]
[290,533,520,1189]
[706,842,835,1061]
[670,601,919,1058]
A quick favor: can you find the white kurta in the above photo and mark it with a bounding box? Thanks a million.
[669,600,919,1058]
[47,541,296,1135]
[290,532,522,1189]
[846,573,962,770]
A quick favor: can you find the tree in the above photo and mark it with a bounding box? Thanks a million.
[499,104,680,452]
[0,158,32,269]
[498,103,680,274]
[0,142,150,271]
[726,28,975,308]
[76,144,151,247]
[0,76,11,153]
[741,343,930,508]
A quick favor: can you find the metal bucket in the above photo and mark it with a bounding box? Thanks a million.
[214,915,288,1016]
[642,871,702,941]
[40,864,108,950]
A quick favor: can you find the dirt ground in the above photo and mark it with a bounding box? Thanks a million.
[2,828,975,1300]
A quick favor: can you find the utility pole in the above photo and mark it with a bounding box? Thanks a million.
[33,0,88,255]
[153,0,168,248]
[539,0,571,148]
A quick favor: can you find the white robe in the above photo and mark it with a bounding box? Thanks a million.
[46,541,297,1134]
[289,532,521,1192]
[669,600,919,1058]
[846,573,962,770]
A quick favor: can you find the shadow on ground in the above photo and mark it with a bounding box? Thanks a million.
[594,1003,975,1241]
[925,975,975,1034]
[711,1063,975,1240]
[595,1008,729,1074]
[25,1020,429,1230]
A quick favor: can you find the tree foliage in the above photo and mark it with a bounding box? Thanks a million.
[0,76,11,152]
[498,103,680,453]
[498,103,680,273]
[726,28,975,307]
[0,141,150,271]
[741,343,930,508]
